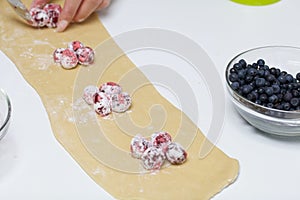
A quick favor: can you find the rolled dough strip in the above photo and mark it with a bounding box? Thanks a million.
[0,1,239,199]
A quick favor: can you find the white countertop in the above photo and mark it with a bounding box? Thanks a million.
[1,0,300,199]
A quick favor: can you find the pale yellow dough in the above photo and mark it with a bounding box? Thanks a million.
[0,1,239,199]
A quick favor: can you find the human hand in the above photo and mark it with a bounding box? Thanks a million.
[31,0,111,32]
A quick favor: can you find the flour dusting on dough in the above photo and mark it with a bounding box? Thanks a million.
[72,98,97,124]
[1,28,25,42]
[36,54,53,70]
[20,48,34,59]
[92,167,106,177]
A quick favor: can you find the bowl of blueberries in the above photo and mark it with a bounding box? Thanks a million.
[226,46,300,136]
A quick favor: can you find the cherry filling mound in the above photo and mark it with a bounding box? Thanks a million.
[82,82,132,117]
[53,41,95,69]
[94,92,112,117]
[60,48,78,69]
[99,82,122,95]
[130,132,188,171]
[130,135,150,159]
[30,3,62,28]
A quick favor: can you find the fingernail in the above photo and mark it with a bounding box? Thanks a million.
[77,18,85,23]
[56,20,69,32]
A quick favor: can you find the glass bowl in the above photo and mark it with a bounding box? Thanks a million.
[0,89,12,140]
[225,46,300,136]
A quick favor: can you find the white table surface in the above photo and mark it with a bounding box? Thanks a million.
[1,0,300,199]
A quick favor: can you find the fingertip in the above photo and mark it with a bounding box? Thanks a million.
[56,20,69,32]
[96,0,111,10]
[30,0,48,9]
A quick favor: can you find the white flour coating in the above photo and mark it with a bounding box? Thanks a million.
[2,28,26,42]
[92,167,106,177]
[36,54,53,70]
[18,39,55,70]
[20,48,33,59]
[82,85,99,105]
[64,108,75,123]
[72,98,97,124]
[141,146,166,170]
[111,92,132,113]
[47,96,96,125]
[165,142,187,164]
[33,39,56,48]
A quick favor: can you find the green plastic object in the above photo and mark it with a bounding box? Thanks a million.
[231,0,280,6]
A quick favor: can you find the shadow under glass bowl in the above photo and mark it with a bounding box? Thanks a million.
[0,89,12,140]
[225,46,300,136]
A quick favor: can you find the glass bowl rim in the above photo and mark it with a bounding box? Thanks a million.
[225,45,300,117]
[0,88,12,133]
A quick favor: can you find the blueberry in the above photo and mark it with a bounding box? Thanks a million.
[263,65,269,70]
[258,88,265,94]
[285,74,294,83]
[238,89,243,95]
[265,81,271,86]
[281,88,287,95]
[247,68,257,76]
[282,102,291,111]
[251,91,259,100]
[272,84,281,94]
[247,64,252,68]
[280,71,287,76]
[283,92,293,102]
[231,82,240,90]
[265,87,274,96]
[245,75,253,83]
[258,69,265,77]
[257,59,265,66]
[238,69,246,79]
[259,94,268,102]
[268,95,278,104]
[239,59,247,68]
[292,83,298,89]
[242,85,253,94]
[251,63,258,69]
[255,100,262,105]
[255,78,266,87]
[230,68,237,74]
[275,68,281,77]
[264,70,271,77]
[229,73,239,82]
[281,84,288,89]
[287,84,294,91]
[247,93,256,101]
[249,81,256,88]
[273,79,280,85]
[292,90,299,97]
[253,75,260,81]
[277,93,283,101]
[266,74,275,82]
[290,98,299,107]
[296,72,300,81]
[278,75,286,84]
[239,79,245,86]
[266,103,274,108]
[270,67,277,75]
[233,63,242,70]
[275,104,283,110]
